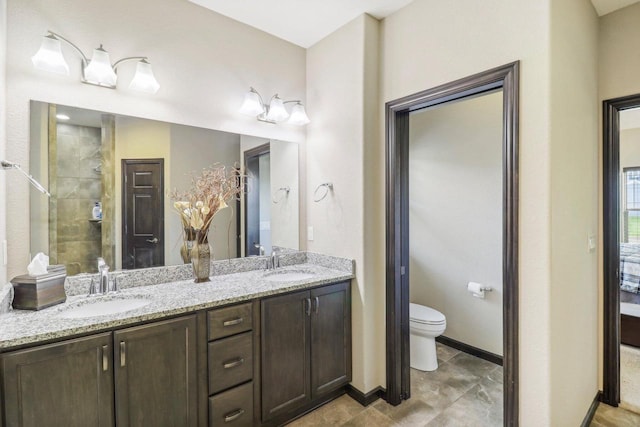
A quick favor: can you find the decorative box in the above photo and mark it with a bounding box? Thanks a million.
[10,265,67,310]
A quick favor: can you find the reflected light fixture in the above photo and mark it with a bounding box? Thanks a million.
[239,87,310,125]
[31,31,160,94]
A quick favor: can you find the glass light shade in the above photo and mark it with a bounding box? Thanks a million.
[266,96,289,122]
[31,35,69,75]
[129,60,160,94]
[239,89,265,116]
[288,103,310,126]
[84,46,117,87]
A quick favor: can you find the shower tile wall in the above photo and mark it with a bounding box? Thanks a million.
[55,124,102,274]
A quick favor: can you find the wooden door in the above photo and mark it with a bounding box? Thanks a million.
[1,333,114,427]
[260,290,311,421]
[114,315,197,427]
[310,282,352,398]
[122,159,164,269]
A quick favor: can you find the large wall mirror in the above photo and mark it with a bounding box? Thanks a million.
[29,101,299,275]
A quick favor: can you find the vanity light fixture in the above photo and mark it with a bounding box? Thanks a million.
[56,113,70,121]
[1,161,51,197]
[32,31,160,94]
[239,87,310,125]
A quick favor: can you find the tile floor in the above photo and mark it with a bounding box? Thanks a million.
[591,403,640,427]
[288,343,503,426]
[621,344,640,413]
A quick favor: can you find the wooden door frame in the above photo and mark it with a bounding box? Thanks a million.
[602,93,640,406]
[385,61,519,425]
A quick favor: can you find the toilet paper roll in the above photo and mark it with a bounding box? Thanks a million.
[467,281,485,298]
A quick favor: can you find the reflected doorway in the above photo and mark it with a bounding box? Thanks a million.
[244,143,271,256]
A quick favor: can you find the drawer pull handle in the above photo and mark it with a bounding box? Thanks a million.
[223,357,245,369]
[120,341,126,367]
[314,296,319,314]
[305,298,311,316]
[102,345,109,371]
[224,408,245,423]
[223,317,244,327]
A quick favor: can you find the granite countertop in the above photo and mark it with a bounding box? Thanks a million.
[0,262,353,351]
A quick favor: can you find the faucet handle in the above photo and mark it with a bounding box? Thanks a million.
[109,275,118,293]
[89,276,99,296]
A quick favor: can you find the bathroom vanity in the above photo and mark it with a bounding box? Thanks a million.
[0,254,353,427]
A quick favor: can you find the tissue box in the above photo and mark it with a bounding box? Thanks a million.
[10,265,67,310]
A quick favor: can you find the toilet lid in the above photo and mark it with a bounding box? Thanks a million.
[410,303,445,324]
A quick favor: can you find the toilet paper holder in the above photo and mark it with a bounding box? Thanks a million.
[467,282,493,299]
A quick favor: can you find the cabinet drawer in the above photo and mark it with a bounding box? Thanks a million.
[209,381,253,427]
[208,303,252,340]
[208,332,253,394]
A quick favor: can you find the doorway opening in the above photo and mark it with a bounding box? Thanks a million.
[244,143,271,256]
[385,62,519,426]
[602,94,640,410]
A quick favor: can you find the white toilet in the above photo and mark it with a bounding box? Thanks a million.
[410,303,446,372]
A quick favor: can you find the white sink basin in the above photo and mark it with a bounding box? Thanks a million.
[58,298,151,319]
[263,271,316,283]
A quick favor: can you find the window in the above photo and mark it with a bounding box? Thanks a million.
[623,167,640,242]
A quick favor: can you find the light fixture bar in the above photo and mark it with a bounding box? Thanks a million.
[33,30,159,93]
[1,161,51,197]
[240,87,310,126]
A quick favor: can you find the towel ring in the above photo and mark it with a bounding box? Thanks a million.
[313,182,333,202]
[272,186,290,204]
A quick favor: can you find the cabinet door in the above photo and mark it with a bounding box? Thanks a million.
[1,333,114,427]
[114,315,197,427]
[260,290,311,421]
[310,281,351,397]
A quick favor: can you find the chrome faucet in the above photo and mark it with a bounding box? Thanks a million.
[267,249,280,270]
[90,258,115,295]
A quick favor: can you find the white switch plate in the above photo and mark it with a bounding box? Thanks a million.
[588,234,596,252]
[308,226,314,241]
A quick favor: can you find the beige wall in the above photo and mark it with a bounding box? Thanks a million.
[621,128,640,169]
[306,14,384,391]
[0,0,6,281]
[114,116,172,270]
[4,0,306,279]
[548,0,599,424]
[169,125,241,264]
[409,91,503,356]
[271,140,300,251]
[381,0,553,422]
[598,1,640,392]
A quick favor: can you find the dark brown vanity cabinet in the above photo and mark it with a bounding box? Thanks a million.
[0,315,198,427]
[260,281,351,423]
[1,333,115,427]
[207,302,255,427]
[114,315,198,427]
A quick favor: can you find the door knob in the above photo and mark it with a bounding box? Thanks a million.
[146,237,159,244]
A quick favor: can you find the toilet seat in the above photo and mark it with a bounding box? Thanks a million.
[410,303,446,325]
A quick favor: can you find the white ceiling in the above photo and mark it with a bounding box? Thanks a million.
[189,0,640,48]
[591,0,640,16]
[188,0,414,48]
